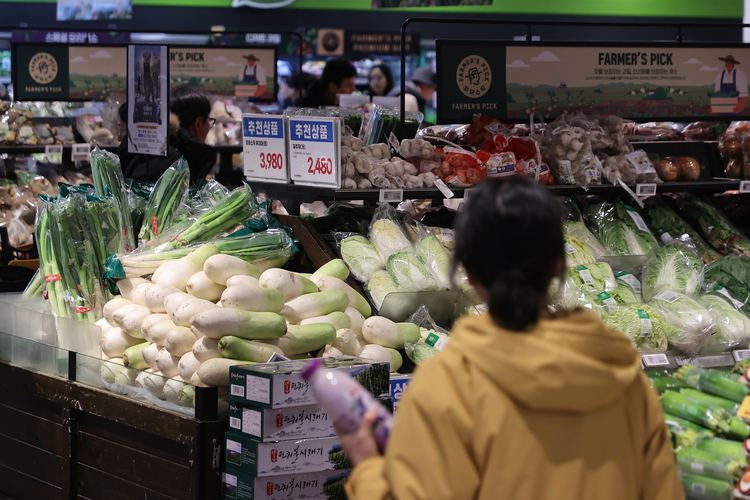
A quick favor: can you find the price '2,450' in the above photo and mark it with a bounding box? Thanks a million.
[307,157,333,175]
[260,152,283,170]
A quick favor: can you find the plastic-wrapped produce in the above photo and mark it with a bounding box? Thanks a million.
[562,220,609,264]
[599,150,661,185]
[386,251,436,292]
[699,294,750,350]
[602,303,668,352]
[367,269,398,310]
[587,114,632,155]
[339,234,384,283]
[681,197,750,257]
[587,202,660,256]
[641,244,704,301]
[648,291,714,355]
[548,125,594,186]
[646,205,720,264]
[368,204,413,261]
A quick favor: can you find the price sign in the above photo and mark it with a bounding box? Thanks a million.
[379,189,403,203]
[641,353,670,368]
[242,114,288,184]
[733,349,750,363]
[72,143,91,162]
[636,183,657,197]
[741,181,750,194]
[288,117,340,188]
[45,145,63,155]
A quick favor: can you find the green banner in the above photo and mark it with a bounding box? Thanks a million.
[15,44,69,100]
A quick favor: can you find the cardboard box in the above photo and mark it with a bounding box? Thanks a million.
[221,469,350,500]
[224,433,349,477]
[229,356,389,409]
[389,374,413,415]
[228,397,393,442]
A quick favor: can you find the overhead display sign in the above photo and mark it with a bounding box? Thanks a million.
[12,30,131,44]
[346,32,420,56]
[169,46,277,102]
[437,41,750,124]
[13,43,126,101]
[127,45,168,156]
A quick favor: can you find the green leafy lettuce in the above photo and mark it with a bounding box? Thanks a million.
[387,251,436,292]
[416,235,452,291]
[642,245,704,301]
[699,295,750,349]
[367,269,399,310]
[646,205,720,263]
[603,304,668,352]
[340,235,384,283]
[587,202,659,256]
[648,292,715,355]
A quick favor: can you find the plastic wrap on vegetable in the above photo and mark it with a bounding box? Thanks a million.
[435,148,487,186]
[586,114,632,155]
[368,204,413,261]
[682,197,750,257]
[548,126,594,186]
[91,147,135,251]
[587,202,659,256]
[704,255,750,316]
[613,270,643,297]
[665,413,716,439]
[602,303,668,352]
[650,377,690,394]
[648,291,714,355]
[681,473,734,500]
[699,295,750,350]
[339,234,384,283]
[608,286,640,304]
[661,390,731,434]
[679,366,750,404]
[676,447,744,482]
[562,220,609,264]
[565,262,616,293]
[415,233,452,291]
[641,245,704,301]
[404,342,440,365]
[598,151,661,185]
[386,251,436,292]
[367,269,398,310]
[646,206,720,264]
[666,420,703,449]
[138,158,190,246]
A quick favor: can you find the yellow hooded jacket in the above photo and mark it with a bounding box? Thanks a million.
[346,310,684,500]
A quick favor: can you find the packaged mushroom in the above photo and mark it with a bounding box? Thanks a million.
[598,150,661,185]
[400,137,435,159]
[548,125,594,186]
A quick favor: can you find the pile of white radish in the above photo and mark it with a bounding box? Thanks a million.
[98,243,411,410]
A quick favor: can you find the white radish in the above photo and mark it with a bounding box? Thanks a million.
[104,298,133,327]
[331,328,362,356]
[114,365,138,386]
[142,342,161,371]
[100,358,125,384]
[362,316,420,349]
[135,369,166,400]
[178,352,202,380]
[152,244,220,291]
[141,313,171,342]
[344,307,365,335]
[155,348,181,378]
[196,357,249,387]
[145,284,182,313]
[225,275,261,289]
[316,276,371,318]
[319,345,343,358]
[191,370,208,388]
[148,319,178,346]
[165,327,197,357]
[170,296,217,327]
[186,271,226,302]
[120,308,152,339]
[113,304,150,331]
[259,268,318,301]
[163,377,186,404]
[299,315,335,327]
[150,261,171,284]
[116,278,150,301]
[193,336,224,362]
[279,291,349,324]
[101,327,144,358]
[358,344,402,372]
[204,254,260,286]
[96,317,114,335]
[130,283,153,306]
[221,285,284,313]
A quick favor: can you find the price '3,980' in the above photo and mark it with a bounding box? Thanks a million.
[260,152,283,170]
[307,157,333,175]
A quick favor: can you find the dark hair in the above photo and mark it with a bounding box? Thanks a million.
[321,58,357,87]
[170,86,211,130]
[453,177,564,331]
[286,71,317,92]
[118,102,128,123]
[368,64,394,96]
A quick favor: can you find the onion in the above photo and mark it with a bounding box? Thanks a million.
[720,137,743,159]
[678,157,701,181]
[657,158,679,182]
[726,158,743,179]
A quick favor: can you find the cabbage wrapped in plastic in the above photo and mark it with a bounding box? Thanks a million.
[340,235,384,283]
[563,235,597,268]
[603,304,669,352]
[562,220,609,262]
[369,219,412,261]
[648,291,715,355]
[642,245,704,301]
[565,262,616,293]
[699,294,750,350]
[416,235,452,291]
[387,251,436,292]
[367,269,399,310]
[608,286,641,305]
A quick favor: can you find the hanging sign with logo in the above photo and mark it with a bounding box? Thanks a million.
[14,44,70,100]
[127,45,169,156]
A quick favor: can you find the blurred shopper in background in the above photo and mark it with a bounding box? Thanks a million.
[367,64,395,97]
[297,57,357,108]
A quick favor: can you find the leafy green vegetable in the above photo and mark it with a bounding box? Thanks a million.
[416,235,452,291]
[704,255,750,315]
[91,147,135,251]
[340,235,384,283]
[566,262,616,292]
[603,304,668,351]
[387,251,436,292]
[367,269,399,310]
[699,295,750,349]
[138,158,189,246]
[369,218,412,261]
[608,286,640,304]
[648,292,714,355]
[562,220,608,262]
[587,202,659,256]
[405,342,439,364]
[682,198,750,256]
[646,206,720,263]
[642,245,703,301]
[563,235,596,268]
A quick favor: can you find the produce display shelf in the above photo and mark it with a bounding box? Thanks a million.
[641,350,749,371]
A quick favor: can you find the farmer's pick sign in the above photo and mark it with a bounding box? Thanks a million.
[436,41,750,124]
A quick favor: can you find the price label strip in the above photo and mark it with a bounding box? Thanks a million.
[733,349,750,363]
[641,353,670,368]
[379,189,403,203]
[740,181,750,194]
[45,144,63,155]
[72,143,91,162]
[636,183,657,197]
[288,117,340,188]
[242,114,288,184]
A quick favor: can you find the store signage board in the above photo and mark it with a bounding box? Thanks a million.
[346,32,420,56]
[437,41,750,123]
[242,114,288,184]
[11,30,131,44]
[127,45,168,156]
[287,116,340,188]
[169,46,277,102]
[13,43,126,101]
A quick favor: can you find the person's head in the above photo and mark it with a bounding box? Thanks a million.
[117,102,128,142]
[321,58,357,100]
[368,64,394,97]
[411,66,436,102]
[170,86,212,143]
[285,71,316,102]
[722,55,739,73]
[243,54,260,67]
[453,177,564,331]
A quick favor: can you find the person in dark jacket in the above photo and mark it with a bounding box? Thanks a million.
[297,58,357,108]
[387,66,436,115]
[118,86,215,184]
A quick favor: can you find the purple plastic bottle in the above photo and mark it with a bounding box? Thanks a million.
[301,359,393,453]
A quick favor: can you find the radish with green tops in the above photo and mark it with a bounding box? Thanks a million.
[219,336,284,362]
[279,290,349,324]
[190,308,287,340]
[204,254,260,285]
[271,323,336,356]
[344,307,365,335]
[221,285,285,312]
[316,276,371,318]
[361,316,420,349]
[259,268,318,301]
[358,344,402,372]
[152,244,220,291]
[123,341,152,370]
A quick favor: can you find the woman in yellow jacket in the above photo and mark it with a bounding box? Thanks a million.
[338,176,684,500]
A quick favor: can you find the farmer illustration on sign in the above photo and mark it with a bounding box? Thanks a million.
[714,55,748,114]
[237,53,267,98]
